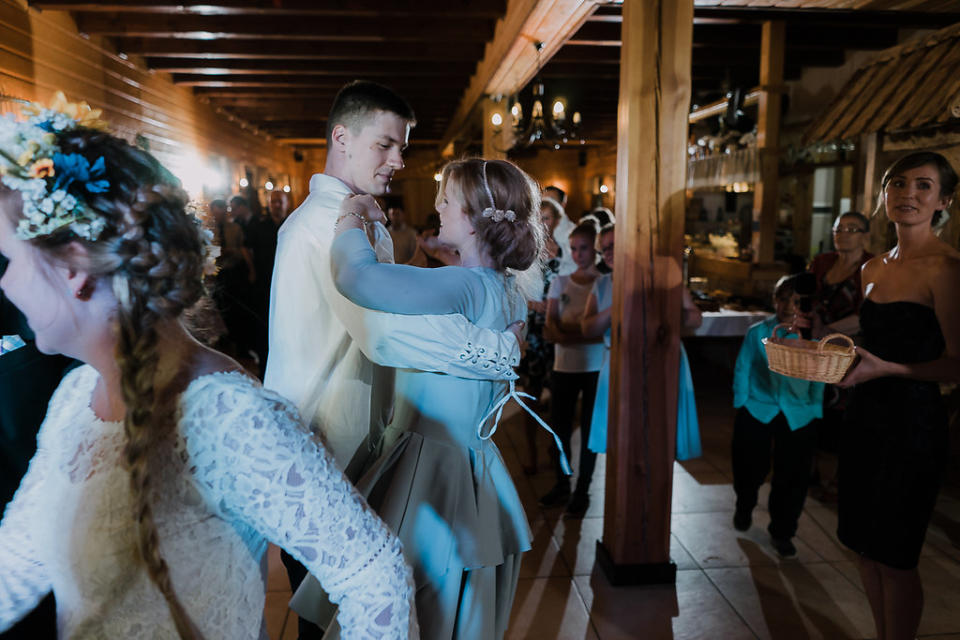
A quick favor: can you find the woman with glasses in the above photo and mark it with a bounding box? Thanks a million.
[805,212,874,500]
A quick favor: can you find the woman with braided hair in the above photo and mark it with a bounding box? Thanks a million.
[0,100,416,638]
[303,157,568,639]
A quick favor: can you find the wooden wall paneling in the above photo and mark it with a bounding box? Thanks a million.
[0,0,294,207]
[597,0,692,584]
[752,20,783,264]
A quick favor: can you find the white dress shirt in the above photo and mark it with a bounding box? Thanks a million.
[265,173,521,470]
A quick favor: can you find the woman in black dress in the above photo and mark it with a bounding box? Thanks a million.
[838,151,960,640]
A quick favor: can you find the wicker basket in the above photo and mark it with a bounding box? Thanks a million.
[762,323,856,384]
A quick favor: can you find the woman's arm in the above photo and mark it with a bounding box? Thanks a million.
[332,228,479,316]
[185,384,417,640]
[581,292,611,339]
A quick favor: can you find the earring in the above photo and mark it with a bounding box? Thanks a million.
[75,280,93,300]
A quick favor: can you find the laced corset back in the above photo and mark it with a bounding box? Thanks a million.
[0,365,415,639]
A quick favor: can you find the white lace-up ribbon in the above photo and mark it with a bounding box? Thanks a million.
[476,379,572,475]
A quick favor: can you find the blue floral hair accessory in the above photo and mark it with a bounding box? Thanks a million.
[0,91,112,241]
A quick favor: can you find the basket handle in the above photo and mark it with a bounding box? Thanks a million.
[769,323,795,340]
[817,333,855,354]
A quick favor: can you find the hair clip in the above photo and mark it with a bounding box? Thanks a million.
[481,207,517,223]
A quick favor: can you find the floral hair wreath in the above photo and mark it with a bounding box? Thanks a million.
[0,92,219,275]
[0,92,112,241]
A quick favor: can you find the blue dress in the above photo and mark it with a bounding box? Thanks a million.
[315,229,533,639]
[587,275,612,453]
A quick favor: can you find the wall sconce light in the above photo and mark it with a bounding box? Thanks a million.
[239,177,249,188]
[264,181,274,191]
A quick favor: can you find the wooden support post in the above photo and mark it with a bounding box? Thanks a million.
[597,0,692,586]
[752,20,784,264]
[482,97,513,161]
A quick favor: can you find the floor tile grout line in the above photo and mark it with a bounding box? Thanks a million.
[697,566,764,640]
[568,570,604,640]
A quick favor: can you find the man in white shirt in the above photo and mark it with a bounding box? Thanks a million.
[264,81,521,637]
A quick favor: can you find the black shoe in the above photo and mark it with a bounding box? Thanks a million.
[565,492,590,517]
[733,508,752,532]
[539,482,571,508]
[771,536,797,559]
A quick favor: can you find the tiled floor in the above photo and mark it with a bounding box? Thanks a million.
[263,343,960,639]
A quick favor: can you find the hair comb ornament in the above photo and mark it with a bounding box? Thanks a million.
[0,91,112,241]
[480,160,516,223]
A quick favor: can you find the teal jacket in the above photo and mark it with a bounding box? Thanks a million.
[733,315,824,430]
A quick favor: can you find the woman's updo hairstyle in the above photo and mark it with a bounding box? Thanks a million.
[879,151,958,228]
[7,128,207,639]
[437,158,544,271]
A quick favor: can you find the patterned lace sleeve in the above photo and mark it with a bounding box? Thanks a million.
[0,427,53,631]
[180,373,417,639]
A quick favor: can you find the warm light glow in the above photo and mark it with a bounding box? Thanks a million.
[168,152,226,198]
[572,111,582,125]
[434,171,443,182]
[510,102,522,124]
[239,177,249,188]
[265,181,274,191]
[282,185,291,193]
[532,100,543,119]
[552,100,565,119]
[599,184,609,194]
[491,112,503,127]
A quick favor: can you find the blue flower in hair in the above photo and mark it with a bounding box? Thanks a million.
[52,153,109,193]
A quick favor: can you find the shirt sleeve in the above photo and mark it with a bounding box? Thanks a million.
[0,430,53,632]
[732,324,759,408]
[331,228,483,316]
[547,275,563,300]
[183,380,417,640]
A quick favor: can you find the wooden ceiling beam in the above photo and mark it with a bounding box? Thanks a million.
[73,13,495,41]
[148,58,476,76]
[113,38,486,61]
[692,7,960,28]
[440,0,603,153]
[31,0,506,17]
[176,75,469,88]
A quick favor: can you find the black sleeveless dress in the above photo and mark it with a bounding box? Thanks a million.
[837,299,948,570]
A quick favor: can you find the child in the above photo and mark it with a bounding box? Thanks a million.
[731,274,824,558]
[540,222,605,516]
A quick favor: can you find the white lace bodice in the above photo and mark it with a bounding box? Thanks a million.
[0,365,416,639]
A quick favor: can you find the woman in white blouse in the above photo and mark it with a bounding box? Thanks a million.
[0,108,415,638]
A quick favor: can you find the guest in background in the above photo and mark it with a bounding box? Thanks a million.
[234,194,277,374]
[731,275,824,558]
[540,222,604,516]
[268,189,290,227]
[209,198,256,366]
[581,224,614,455]
[409,213,459,268]
[385,199,417,264]
[580,207,616,273]
[807,211,873,500]
[516,197,563,474]
[543,185,576,276]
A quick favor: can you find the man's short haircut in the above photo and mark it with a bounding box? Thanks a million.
[229,195,249,209]
[210,199,227,210]
[544,185,566,202]
[326,80,417,145]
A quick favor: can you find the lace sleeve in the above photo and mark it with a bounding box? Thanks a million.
[0,429,53,631]
[181,374,417,639]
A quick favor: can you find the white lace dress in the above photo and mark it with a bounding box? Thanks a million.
[0,365,417,639]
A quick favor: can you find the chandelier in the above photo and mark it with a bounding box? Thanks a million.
[492,41,584,150]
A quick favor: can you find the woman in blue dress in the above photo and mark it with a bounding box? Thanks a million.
[326,158,565,639]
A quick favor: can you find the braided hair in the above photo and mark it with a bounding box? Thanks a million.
[8,129,206,639]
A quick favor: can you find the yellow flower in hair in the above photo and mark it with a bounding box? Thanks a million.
[28,158,55,179]
[23,91,109,132]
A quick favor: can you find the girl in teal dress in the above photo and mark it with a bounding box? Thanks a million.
[324,158,568,639]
